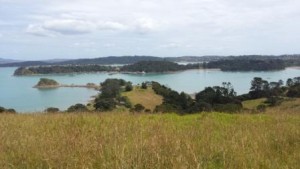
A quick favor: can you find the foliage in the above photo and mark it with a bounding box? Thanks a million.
[14,65,117,75]
[264,96,284,106]
[125,83,133,91]
[45,107,60,113]
[0,106,16,113]
[152,82,195,114]
[67,104,88,112]
[141,82,148,89]
[94,98,116,111]
[94,79,132,111]
[286,84,300,97]
[131,104,145,113]
[36,78,59,87]
[207,59,285,71]
[121,61,199,73]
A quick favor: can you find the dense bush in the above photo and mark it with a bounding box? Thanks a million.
[286,84,300,98]
[95,98,116,111]
[207,59,285,71]
[141,82,148,89]
[125,83,133,91]
[45,107,60,113]
[0,106,16,113]
[94,79,132,111]
[121,61,199,72]
[131,104,145,113]
[67,104,88,112]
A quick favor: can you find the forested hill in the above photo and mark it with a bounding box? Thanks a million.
[206,59,286,71]
[14,61,200,75]
[1,55,300,67]
[14,65,117,76]
[59,56,163,65]
[121,61,200,72]
[1,56,163,67]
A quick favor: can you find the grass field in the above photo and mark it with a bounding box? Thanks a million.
[122,87,163,111]
[242,98,267,109]
[0,110,299,169]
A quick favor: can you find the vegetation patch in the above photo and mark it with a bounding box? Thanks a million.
[34,78,59,88]
[122,86,163,111]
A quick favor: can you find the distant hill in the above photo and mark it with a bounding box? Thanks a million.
[0,61,50,67]
[1,55,300,67]
[59,56,163,65]
[0,58,22,64]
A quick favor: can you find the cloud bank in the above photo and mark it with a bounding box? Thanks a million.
[0,0,300,59]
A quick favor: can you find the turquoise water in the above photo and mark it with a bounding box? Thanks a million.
[1,67,300,112]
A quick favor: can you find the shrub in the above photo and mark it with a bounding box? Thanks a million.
[264,96,283,106]
[118,96,132,108]
[145,109,152,113]
[94,98,116,111]
[125,83,133,91]
[67,104,88,112]
[0,107,5,113]
[0,107,16,114]
[187,102,212,113]
[45,107,60,113]
[131,104,145,113]
[6,109,16,114]
[256,104,267,112]
[141,82,147,89]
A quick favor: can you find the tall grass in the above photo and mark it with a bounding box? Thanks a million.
[0,112,299,169]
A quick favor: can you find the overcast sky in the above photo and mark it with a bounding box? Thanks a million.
[0,0,300,60]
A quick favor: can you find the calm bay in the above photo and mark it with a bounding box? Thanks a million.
[1,67,300,112]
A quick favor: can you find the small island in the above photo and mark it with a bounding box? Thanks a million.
[34,78,100,89]
[34,78,59,88]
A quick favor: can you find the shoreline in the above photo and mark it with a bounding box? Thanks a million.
[34,84,101,90]
[14,68,220,76]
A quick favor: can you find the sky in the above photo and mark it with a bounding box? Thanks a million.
[0,0,300,60]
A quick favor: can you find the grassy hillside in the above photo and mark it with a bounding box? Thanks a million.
[122,87,163,111]
[0,111,299,168]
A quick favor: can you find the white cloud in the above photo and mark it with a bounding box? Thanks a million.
[134,18,160,33]
[2,0,300,59]
[26,24,54,37]
[43,19,96,34]
[97,21,128,31]
[26,19,130,36]
[26,17,160,36]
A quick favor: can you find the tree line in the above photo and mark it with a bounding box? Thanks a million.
[206,59,285,71]
[13,61,200,75]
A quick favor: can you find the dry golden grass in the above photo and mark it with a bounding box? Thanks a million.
[0,111,299,169]
[267,98,300,114]
[122,87,163,111]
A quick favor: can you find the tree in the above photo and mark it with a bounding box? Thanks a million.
[132,104,145,113]
[94,98,116,111]
[250,77,264,91]
[125,83,133,91]
[249,77,270,99]
[286,78,294,87]
[141,82,147,89]
[67,104,88,112]
[0,107,5,113]
[45,107,60,113]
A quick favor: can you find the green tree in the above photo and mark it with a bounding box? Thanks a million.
[67,104,88,112]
